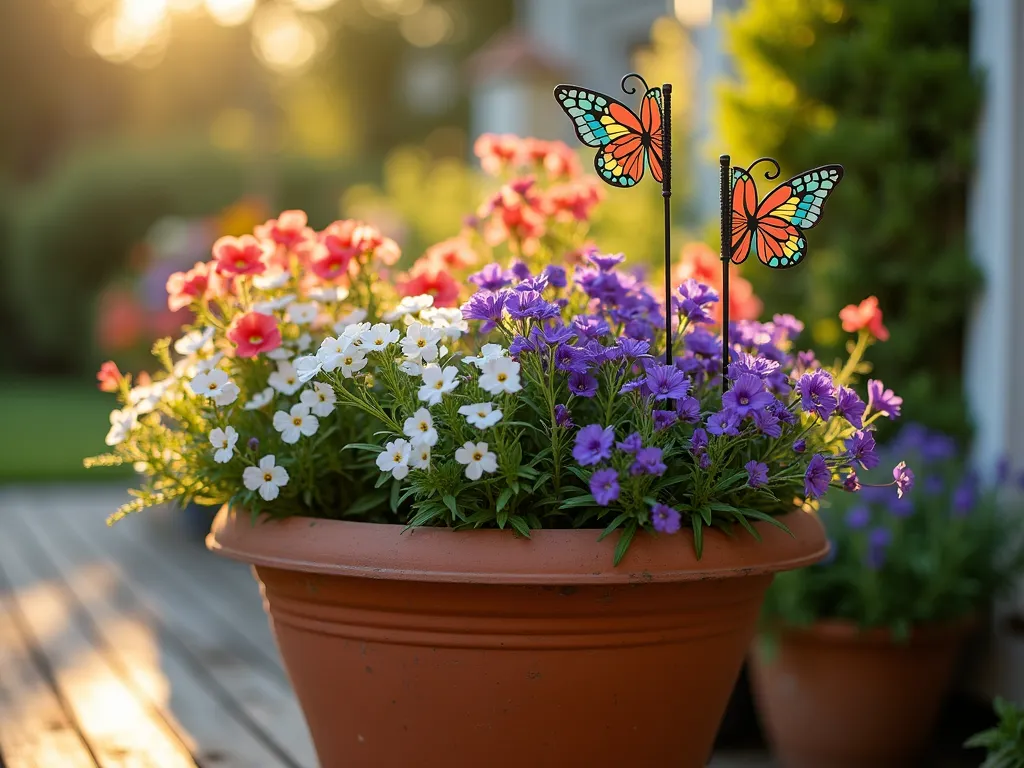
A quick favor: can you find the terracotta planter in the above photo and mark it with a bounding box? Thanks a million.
[208,507,827,768]
[751,619,974,768]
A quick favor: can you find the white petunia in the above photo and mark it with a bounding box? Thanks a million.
[478,357,521,395]
[253,270,290,290]
[376,438,412,480]
[295,333,312,351]
[194,353,224,374]
[300,382,336,417]
[401,322,443,363]
[209,426,239,463]
[360,322,401,352]
[268,361,301,395]
[463,343,508,369]
[382,294,434,322]
[243,455,289,501]
[307,286,349,303]
[189,369,231,398]
[417,364,459,405]
[398,359,423,376]
[403,407,438,447]
[420,307,468,340]
[316,336,348,372]
[244,387,275,410]
[253,293,296,313]
[105,408,138,446]
[454,441,498,481]
[213,381,240,406]
[458,402,503,429]
[272,403,319,444]
[340,321,371,346]
[128,379,169,414]
[174,327,214,355]
[267,347,292,360]
[294,354,323,383]
[332,308,368,335]
[410,443,431,470]
[286,301,318,325]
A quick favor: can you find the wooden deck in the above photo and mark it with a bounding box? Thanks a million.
[0,484,772,767]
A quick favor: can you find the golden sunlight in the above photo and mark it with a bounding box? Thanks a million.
[203,0,255,27]
[252,4,322,72]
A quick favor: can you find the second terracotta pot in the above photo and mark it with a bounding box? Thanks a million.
[751,619,973,768]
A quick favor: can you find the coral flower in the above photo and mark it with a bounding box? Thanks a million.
[839,296,890,341]
[474,133,521,176]
[398,267,461,308]
[212,235,269,277]
[543,180,603,222]
[96,361,123,392]
[423,238,478,271]
[227,311,282,358]
[309,242,353,281]
[255,210,313,249]
[672,242,761,324]
[165,261,210,311]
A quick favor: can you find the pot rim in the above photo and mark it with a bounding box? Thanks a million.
[207,506,828,585]
[767,615,977,646]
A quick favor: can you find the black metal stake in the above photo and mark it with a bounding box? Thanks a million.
[662,84,673,366]
[719,154,731,392]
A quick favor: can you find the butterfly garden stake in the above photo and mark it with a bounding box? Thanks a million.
[554,74,674,364]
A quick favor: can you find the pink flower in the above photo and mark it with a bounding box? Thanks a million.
[479,178,546,255]
[840,296,889,341]
[165,261,210,311]
[227,312,282,358]
[542,180,602,222]
[255,210,313,249]
[212,235,269,277]
[319,220,400,267]
[423,238,477,271]
[671,242,762,324]
[310,243,353,281]
[96,361,122,392]
[474,133,521,176]
[397,267,461,307]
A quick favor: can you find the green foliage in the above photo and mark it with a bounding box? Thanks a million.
[966,698,1024,768]
[719,0,981,440]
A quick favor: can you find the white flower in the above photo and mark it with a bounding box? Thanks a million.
[286,301,318,325]
[189,369,231,399]
[253,270,290,290]
[463,343,508,369]
[398,360,422,376]
[478,357,521,395]
[295,333,312,351]
[214,381,240,406]
[401,322,444,363]
[294,354,323,383]
[210,426,238,463]
[382,294,434,322]
[253,293,296,313]
[332,310,368,335]
[454,441,498,480]
[243,455,289,501]
[272,403,319,444]
[410,443,431,470]
[341,322,371,346]
[360,322,401,352]
[244,387,274,410]
[194,353,224,374]
[316,336,348,372]
[267,347,292,360]
[128,379,169,414]
[300,382,336,416]
[458,402,503,429]
[173,327,214,355]
[307,286,349,303]
[268,361,301,395]
[376,439,412,480]
[403,407,438,447]
[421,307,468,340]
[418,364,459,405]
[105,408,137,446]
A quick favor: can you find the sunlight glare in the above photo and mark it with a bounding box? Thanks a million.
[252,5,321,73]
[204,0,256,27]
[289,0,341,11]
[399,4,452,47]
[90,0,170,63]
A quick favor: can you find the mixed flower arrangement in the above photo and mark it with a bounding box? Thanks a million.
[88,135,915,563]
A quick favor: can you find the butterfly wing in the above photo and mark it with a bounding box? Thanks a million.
[730,168,759,264]
[749,165,844,269]
[554,84,647,187]
[641,87,664,184]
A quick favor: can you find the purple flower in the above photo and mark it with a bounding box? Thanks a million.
[685,329,720,357]
[542,324,575,345]
[653,409,678,432]
[590,468,620,506]
[795,350,818,375]
[798,370,838,420]
[543,265,567,288]
[921,434,956,463]
[745,460,769,488]
[620,377,647,395]
[889,496,914,518]
[468,263,513,292]
[631,446,667,477]
[772,400,797,425]
[516,274,549,293]
[461,290,509,323]
[554,404,574,429]
[650,503,681,534]
[509,260,531,280]
[644,364,690,401]
[572,316,610,341]
[804,454,831,499]
[772,313,804,338]
[568,371,599,398]
[707,410,741,437]
[867,380,902,420]
[728,352,780,382]
[893,461,914,498]
[843,470,861,492]
[793,438,806,453]
[611,338,653,361]
[505,290,560,320]
[753,408,782,438]
[675,279,719,324]
[952,476,976,517]
[845,505,871,529]
[573,424,615,466]
[866,527,893,570]
[587,251,626,272]
[247,436,260,452]
[555,344,590,373]
[616,432,642,454]
[846,431,880,470]
[690,428,708,455]
[509,334,537,357]
[722,373,774,418]
[676,396,700,423]
[698,452,711,470]
[836,386,866,429]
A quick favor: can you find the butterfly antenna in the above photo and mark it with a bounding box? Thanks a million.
[662,84,672,366]
[621,72,650,96]
[745,157,781,181]
[720,154,731,394]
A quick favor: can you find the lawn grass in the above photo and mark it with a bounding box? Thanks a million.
[0,378,134,483]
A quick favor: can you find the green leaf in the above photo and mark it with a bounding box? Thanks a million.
[613,520,638,566]
[509,515,531,538]
[442,494,459,517]
[389,479,402,513]
[691,513,704,559]
[559,494,598,510]
[598,512,630,541]
[496,508,509,529]
[374,472,391,489]
[404,506,442,528]
[496,487,513,513]
[343,442,384,454]
[735,509,792,534]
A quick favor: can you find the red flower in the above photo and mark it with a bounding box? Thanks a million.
[310,242,353,281]
[96,361,123,392]
[479,178,546,255]
[543,180,603,222]
[212,235,269,276]
[474,133,521,176]
[319,220,400,267]
[166,261,210,311]
[839,296,889,341]
[671,243,762,324]
[255,210,313,249]
[398,267,461,307]
[227,312,282,358]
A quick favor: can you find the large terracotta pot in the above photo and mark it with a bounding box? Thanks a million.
[751,619,974,768]
[208,507,827,768]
